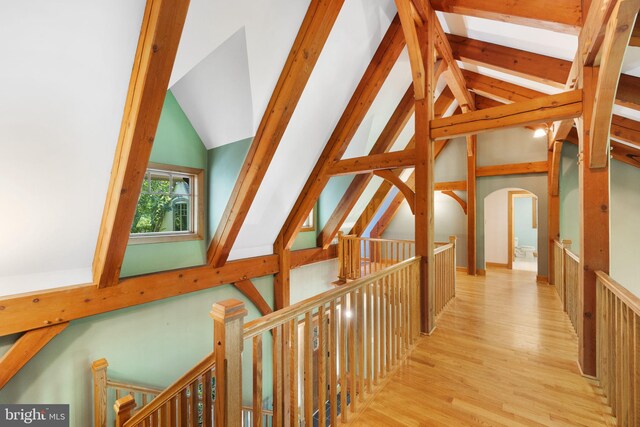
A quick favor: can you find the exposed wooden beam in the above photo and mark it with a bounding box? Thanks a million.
[565,125,640,167]
[476,161,549,177]
[316,85,415,249]
[0,246,335,337]
[395,0,426,99]
[93,0,191,288]
[430,91,583,140]
[630,17,640,45]
[290,244,337,268]
[0,323,68,389]
[434,180,467,191]
[208,0,345,267]
[431,0,582,34]
[350,180,395,236]
[462,69,545,103]
[589,0,639,168]
[615,73,640,111]
[611,114,640,147]
[551,141,564,196]
[466,135,477,275]
[447,34,572,88]
[369,173,415,238]
[327,150,416,176]
[278,16,405,250]
[374,170,416,214]
[474,95,504,110]
[234,279,272,316]
[578,66,609,376]
[441,190,467,214]
[577,0,620,67]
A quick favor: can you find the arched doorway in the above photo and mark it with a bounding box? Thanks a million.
[483,188,539,274]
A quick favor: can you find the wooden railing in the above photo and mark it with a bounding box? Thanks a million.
[596,271,640,426]
[337,232,415,282]
[434,237,456,317]
[551,240,580,335]
[115,258,421,426]
[92,359,162,427]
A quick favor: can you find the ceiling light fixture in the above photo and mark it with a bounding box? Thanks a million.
[533,128,547,138]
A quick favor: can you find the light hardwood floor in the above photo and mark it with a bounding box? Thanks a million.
[351,268,616,426]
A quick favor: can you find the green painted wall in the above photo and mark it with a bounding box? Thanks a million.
[207,137,252,242]
[514,197,537,248]
[0,277,274,426]
[559,143,580,255]
[121,91,208,277]
[291,205,318,251]
[318,176,354,231]
[610,160,640,296]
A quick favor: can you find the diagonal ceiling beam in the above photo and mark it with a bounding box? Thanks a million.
[316,85,415,248]
[589,0,639,168]
[431,0,582,34]
[93,0,191,288]
[277,15,406,250]
[327,150,416,176]
[374,170,416,214]
[207,0,345,267]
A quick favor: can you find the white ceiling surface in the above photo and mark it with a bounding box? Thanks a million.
[0,0,145,297]
[171,29,255,149]
[169,0,310,138]
[229,0,398,260]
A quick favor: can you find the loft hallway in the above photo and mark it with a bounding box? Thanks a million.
[351,268,615,427]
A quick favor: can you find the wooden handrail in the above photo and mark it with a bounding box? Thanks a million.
[596,271,640,316]
[564,248,579,263]
[434,242,453,255]
[123,352,216,426]
[341,235,415,244]
[244,257,420,339]
[105,380,163,396]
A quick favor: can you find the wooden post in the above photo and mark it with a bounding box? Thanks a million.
[337,231,345,283]
[211,299,247,426]
[114,395,136,427]
[92,358,109,427]
[274,235,291,309]
[449,236,457,296]
[577,66,609,377]
[466,135,477,275]
[548,137,560,286]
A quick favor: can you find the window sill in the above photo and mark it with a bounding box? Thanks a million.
[128,233,203,245]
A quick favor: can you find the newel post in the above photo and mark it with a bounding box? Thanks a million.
[211,299,247,427]
[337,231,345,282]
[449,236,457,296]
[92,358,109,427]
[114,395,136,427]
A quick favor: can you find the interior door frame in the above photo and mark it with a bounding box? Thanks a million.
[507,190,538,269]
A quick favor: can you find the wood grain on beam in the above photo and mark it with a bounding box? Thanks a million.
[431,0,582,34]
[441,191,468,214]
[316,85,415,248]
[447,34,571,88]
[0,323,68,389]
[327,150,416,176]
[374,170,416,214]
[279,16,405,249]
[551,141,564,196]
[631,18,640,45]
[476,161,549,177]
[350,181,394,236]
[234,279,272,316]
[434,181,467,191]
[462,69,545,103]
[208,0,344,267]
[565,125,640,167]
[615,73,640,111]
[578,0,620,66]
[290,244,337,268]
[611,114,640,147]
[93,0,191,288]
[589,0,639,168]
[395,0,425,99]
[430,91,583,140]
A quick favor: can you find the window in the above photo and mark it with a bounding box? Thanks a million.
[129,163,204,244]
[301,207,315,232]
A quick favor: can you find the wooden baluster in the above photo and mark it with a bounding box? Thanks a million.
[403,267,409,351]
[179,389,188,426]
[189,381,198,427]
[373,280,380,386]
[357,287,365,402]
[250,335,262,427]
[273,324,283,427]
[211,300,247,427]
[114,395,136,427]
[348,291,357,413]
[339,297,348,423]
[304,312,314,426]
[289,318,299,426]
[92,358,109,427]
[634,312,639,424]
[318,304,327,427]
[395,271,401,361]
[202,369,212,426]
[329,300,338,427]
[384,275,391,374]
[168,397,177,427]
[365,284,372,394]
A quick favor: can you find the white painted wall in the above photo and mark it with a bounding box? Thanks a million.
[484,189,513,265]
[290,259,338,304]
[0,0,146,296]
